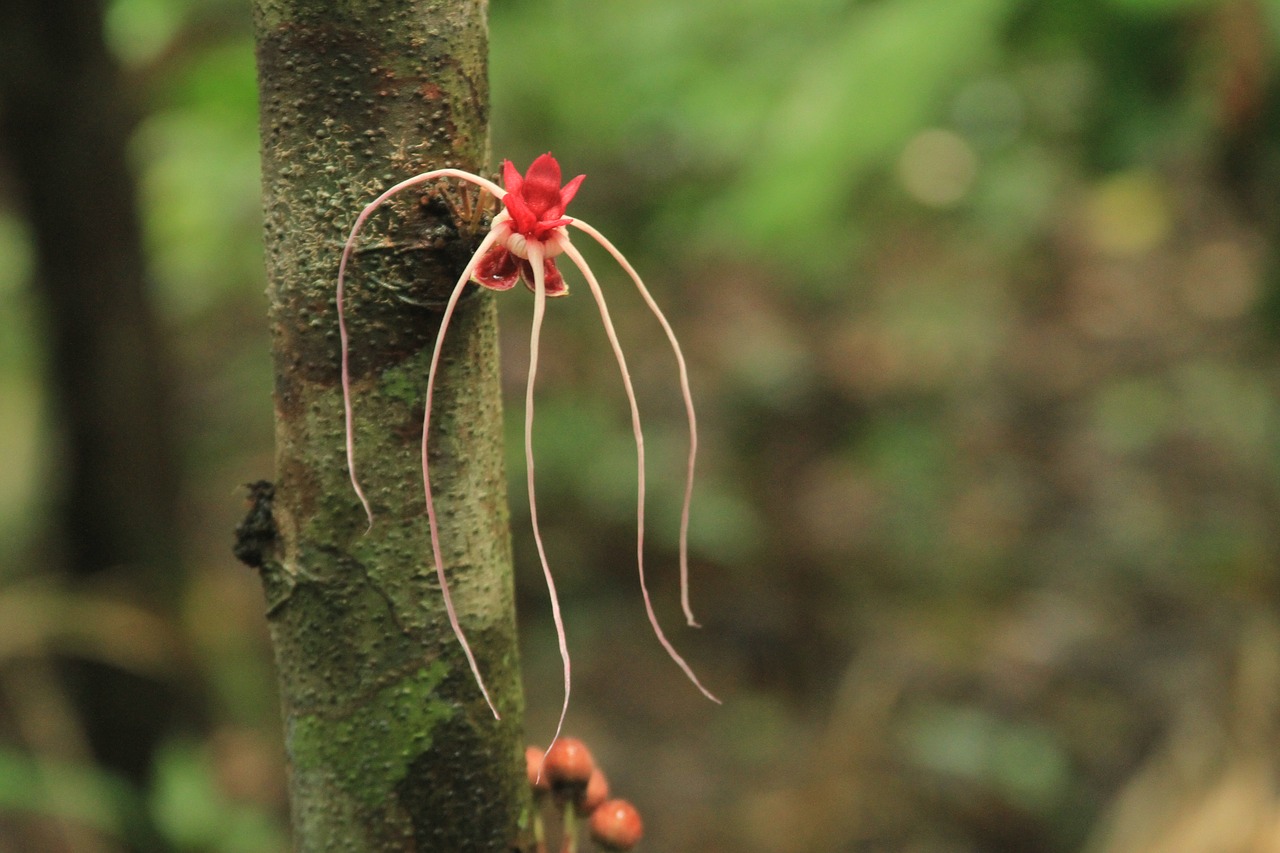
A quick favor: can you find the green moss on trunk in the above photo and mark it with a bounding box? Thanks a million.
[251,0,531,848]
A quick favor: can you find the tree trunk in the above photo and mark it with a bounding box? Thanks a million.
[249,1,530,849]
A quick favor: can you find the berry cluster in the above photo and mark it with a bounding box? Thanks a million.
[526,738,643,852]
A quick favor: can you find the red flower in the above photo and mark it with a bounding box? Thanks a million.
[338,149,719,732]
[473,154,585,297]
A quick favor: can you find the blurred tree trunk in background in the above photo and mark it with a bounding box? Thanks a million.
[0,0,186,821]
[251,0,531,848]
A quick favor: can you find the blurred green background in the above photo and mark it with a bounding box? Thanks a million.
[5,0,1280,850]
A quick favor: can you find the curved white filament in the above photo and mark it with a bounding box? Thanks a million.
[338,169,506,525]
[569,219,703,628]
[338,168,507,716]
[524,242,574,753]
[562,240,720,705]
[421,228,502,720]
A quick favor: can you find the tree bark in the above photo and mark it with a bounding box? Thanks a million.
[249,1,530,849]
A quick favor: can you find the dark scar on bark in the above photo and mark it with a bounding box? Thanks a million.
[234,480,278,569]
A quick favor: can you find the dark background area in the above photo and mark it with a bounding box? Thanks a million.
[3,0,1280,850]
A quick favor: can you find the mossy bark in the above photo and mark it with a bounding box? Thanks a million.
[250,1,531,849]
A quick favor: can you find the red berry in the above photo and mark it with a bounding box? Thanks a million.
[542,737,595,788]
[589,799,643,850]
[577,767,610,814]
[525,745,550,793]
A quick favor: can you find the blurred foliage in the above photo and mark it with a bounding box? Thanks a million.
[4,0,1280,850]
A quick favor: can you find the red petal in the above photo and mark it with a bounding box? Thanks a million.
[473,246,521,291]
[559,173,586,209]
[501,160,523,195]
[520,258,569,297]
[532,217,572,241]
[521,153,565,218]
[502,191,538,236]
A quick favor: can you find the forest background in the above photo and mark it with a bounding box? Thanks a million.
[3,0,1280,850]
